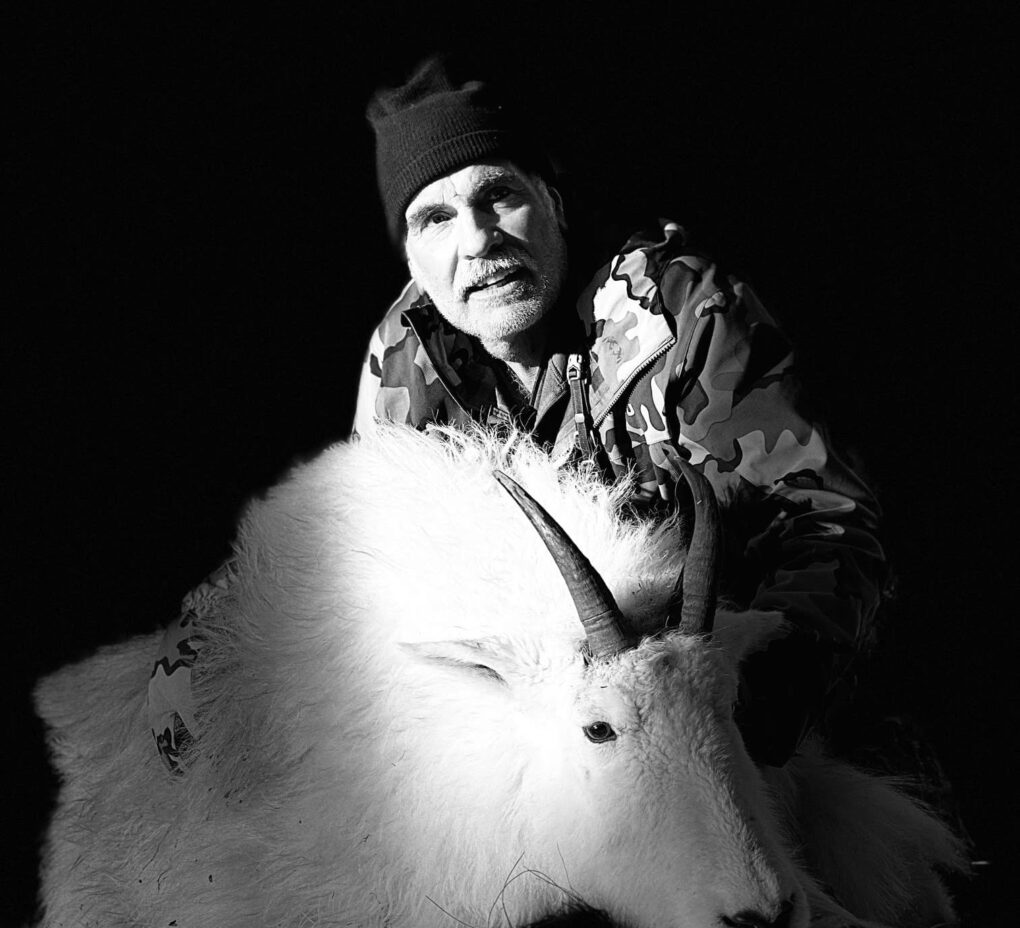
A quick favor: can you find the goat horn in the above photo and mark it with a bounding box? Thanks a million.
[494,471,635,659]
[665,457,722,636]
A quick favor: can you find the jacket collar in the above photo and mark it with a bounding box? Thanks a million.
[400,290,501,415]
[577,230,680,425]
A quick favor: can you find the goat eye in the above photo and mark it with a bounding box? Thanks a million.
[582,721,616,743]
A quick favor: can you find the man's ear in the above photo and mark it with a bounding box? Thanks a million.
[548,185,568,231]
[405,246,422,288]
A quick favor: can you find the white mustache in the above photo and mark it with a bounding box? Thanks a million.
[459,255,531,297]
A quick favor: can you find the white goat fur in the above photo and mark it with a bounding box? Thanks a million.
[36,424,964,927]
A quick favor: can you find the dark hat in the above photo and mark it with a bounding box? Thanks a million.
[366,56,553,240]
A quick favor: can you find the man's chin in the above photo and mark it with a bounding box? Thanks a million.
[465,300,552,344]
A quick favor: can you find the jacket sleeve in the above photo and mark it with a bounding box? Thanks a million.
[663,257,887,652]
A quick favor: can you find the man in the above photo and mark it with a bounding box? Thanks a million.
[148,56,884,774]
[354,56,888,767]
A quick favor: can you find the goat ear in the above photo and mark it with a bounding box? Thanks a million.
[398,638,523,686]
[710,609,790,664]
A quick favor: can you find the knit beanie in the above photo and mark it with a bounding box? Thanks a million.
[367,56,553,240]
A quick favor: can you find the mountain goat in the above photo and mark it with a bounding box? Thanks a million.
[35,424,964,927]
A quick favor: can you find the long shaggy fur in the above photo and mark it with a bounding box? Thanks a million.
[35,424,965,927]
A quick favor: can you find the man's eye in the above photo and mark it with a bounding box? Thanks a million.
[426,212,450,225]
[487,186,513,203]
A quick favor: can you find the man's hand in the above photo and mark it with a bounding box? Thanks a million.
[727,618,838,768]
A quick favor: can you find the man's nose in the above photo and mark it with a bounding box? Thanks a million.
[456,209,503,260]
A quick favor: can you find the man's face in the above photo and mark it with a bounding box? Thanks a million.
[403,160,568,349]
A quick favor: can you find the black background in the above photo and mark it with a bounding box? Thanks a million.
[8,3,1015,924]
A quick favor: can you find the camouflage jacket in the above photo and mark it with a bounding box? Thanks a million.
[354,223,886,653]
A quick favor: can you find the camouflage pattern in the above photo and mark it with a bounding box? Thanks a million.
[147,562,233,773]
[354,222,886,652]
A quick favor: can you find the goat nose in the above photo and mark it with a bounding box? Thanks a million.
[720,897,794,928]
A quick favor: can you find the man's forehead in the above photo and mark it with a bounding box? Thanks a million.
[406,161,526,213]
